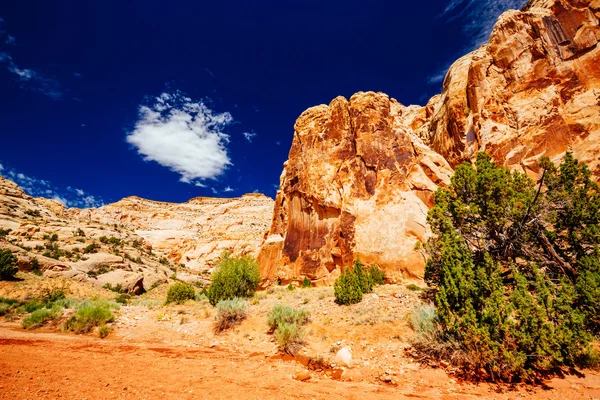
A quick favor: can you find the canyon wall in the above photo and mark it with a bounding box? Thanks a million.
[259,0,600,284]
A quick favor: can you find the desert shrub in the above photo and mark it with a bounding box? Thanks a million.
[40,281,69,304]
[287,283,295,291]
[207,253,260,306]
[18,300,44,314]
[98,324,111,338]
[353,258,373,294]
[422,152,600,381]
[0,297,19,316]
[21,305,63,330]
[410,303,438,340]
[334,267,363,305]
[63,301,115,334]
[369,264,385,286]
[83,243,99,254]
[103,283,125,293]
[115,293,131,304]
[165,282,196,304]
[30,257,41,275]
[159,257,170,266]
[214,297,248,332]
[0,228,11,238]
[301,277,312,288]
[267,304,310,332]
[0,248,18,280]
[267,304,310,355]
[275,322,304,356]
[406,284,422,292]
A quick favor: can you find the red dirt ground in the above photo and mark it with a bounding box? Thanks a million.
[1,326,600,400]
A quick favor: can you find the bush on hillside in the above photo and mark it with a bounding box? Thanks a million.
[353,258,373,294]
[302,276,312,288]
[0,249,18,280]
[420,152,600,381]
[21,305,63,330]
[369,264,385,286]
[267,304,310,355]
[63,301,116,334]
[207,252,260,306]
[334,265,363,305]
[214,297,248,332]
[165,282,196,305]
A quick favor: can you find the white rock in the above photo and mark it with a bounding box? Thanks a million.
[335,346,352,367]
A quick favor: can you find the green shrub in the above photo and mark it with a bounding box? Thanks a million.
[422,152,600,381]
[18,300,44,313]
[410,303,438,340]
[83,243,99,254]
[214,298,248,332]
[406,284,422,292]
[21,305,63,330]
[275,322,304,356]
[207,253,260,306]
[0,228,11,238]
[0,297,19,316]
[63,301,115,334]
[115,293,131,304]
[369,264,385,285]
[165,282,196,304]
[267,304,310,356]
[301,277,312,288]
[334,267,363,305]
[98,325,111,338]
[0,249,18,280]
[267,304,310,332]
[103,283,125,293]
[353,258,373,294]
[287,283,295,291]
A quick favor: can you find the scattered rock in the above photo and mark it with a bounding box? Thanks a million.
[334,346,352,367]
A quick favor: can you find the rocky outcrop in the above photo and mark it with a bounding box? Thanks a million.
[259,0,600,284]
[259,92,453,285]
[70,193,273,271]
[424,0,600,176]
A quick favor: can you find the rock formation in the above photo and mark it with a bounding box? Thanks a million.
[259,0,600,284]
[70,193,273,270]
[0,175,273,291]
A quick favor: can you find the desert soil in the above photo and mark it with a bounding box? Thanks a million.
[1,279,600,399]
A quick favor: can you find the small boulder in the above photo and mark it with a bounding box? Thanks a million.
[292,371,311,382]
[335,346,352,367]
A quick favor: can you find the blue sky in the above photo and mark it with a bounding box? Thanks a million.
[0,0,525,207]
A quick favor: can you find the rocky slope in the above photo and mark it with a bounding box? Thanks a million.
[259,0,600,284]
[70,193,273,271]
[0,175,273,291]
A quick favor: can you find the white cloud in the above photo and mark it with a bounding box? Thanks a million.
[427,0,527,85]
[126,92,233,185]
[0,19,62,99]
[0,163,104,208]
[242,131,256,142]
[224,186,234,192]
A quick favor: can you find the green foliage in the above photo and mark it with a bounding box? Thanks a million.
[103,283,125,293]
[115,293,131,304]
[21,305,63,330]
[165,282,196,304]
[353,258,373,294]
[334,265,363,305]
[83,243,99,254]
[0,228,12,238]
[0,297,19,316]
[267,304,310,355]
[266,304,310,332]
[423,152,600,381]
[0,248,18,280]
[159,257,170,266]
[206,253,260,306]
[63,301,116,334]
[214,297,248,332]
[287,283,295,291]
[406,284,422,292]
[410,303,438,340]
[369,264,385,286]
[301,276,312,288]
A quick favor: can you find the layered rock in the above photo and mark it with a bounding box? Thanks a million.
[259,93,453,285]
[259,0,600,283]
[70,193,273,271]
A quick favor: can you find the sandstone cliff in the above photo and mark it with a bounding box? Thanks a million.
[259,0,600,284]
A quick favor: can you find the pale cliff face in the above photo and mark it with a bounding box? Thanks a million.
[259,0,600,284]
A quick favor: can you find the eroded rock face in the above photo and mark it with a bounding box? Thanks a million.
[70,193,274,271]
[425,0,600,176]
[259,0,600,283]
[259,93,453,285]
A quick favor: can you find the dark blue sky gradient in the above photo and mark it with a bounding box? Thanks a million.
[0,0,521,205]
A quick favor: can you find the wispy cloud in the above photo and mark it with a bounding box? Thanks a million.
[224,186,234,192]
[427,0,527,85]
[126,92,233,186]
[0,164,104,208]
[0,18,62,99]
[242,131,256,142]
